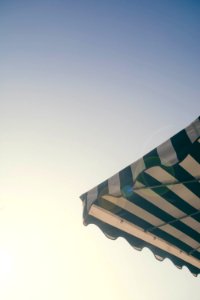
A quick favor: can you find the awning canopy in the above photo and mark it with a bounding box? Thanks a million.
[80,117,200,276]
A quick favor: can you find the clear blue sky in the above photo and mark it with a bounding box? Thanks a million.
[0,1,200,299]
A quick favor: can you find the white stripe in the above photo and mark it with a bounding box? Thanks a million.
[130,158,146,182]
[134,180,145,189]
[102,195,200,251]
[157,139,178,166]
[89,204,200,269]
[87,187,98,210]
[145,166,200,210]
[186,118,200,143]
[134,185,200,232]
[180,155,200,178]
[108,173,121,196]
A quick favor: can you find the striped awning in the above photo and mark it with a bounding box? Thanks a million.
[80,117,200,276]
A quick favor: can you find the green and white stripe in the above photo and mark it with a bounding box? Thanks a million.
[80,116,200,276]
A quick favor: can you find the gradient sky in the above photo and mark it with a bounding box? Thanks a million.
[0,1,200,299]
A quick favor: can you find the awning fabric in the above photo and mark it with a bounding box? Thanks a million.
[80,117,200,276]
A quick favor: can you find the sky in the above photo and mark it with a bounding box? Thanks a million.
[0,0,200,299]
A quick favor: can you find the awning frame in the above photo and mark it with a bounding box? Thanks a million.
[89,203,200,269]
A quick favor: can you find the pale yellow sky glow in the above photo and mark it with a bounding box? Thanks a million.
[0,87,199,299]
